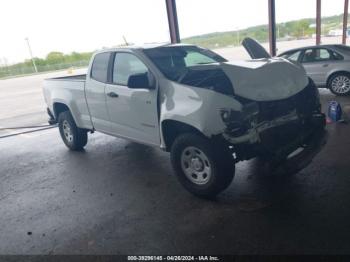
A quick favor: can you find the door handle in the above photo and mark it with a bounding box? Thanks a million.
[322,64,329,67]
[107,92,119,98]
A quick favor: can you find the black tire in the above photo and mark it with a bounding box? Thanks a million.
[58,110,88,151]
[327,73,350,96]
[170,133,235,198]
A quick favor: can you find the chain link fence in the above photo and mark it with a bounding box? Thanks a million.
[0,60,89,79]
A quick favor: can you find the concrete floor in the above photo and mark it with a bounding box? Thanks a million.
[0,90,350,255]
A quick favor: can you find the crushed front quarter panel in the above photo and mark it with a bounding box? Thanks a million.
[159,78,243,148]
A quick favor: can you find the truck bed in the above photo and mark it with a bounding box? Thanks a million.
[46,74,86,81]
[43,73,91,128]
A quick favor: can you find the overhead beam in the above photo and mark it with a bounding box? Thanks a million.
[343,0,349,44]
[316,0,322,45]
[268,0,277,56]
[165,0,180,43]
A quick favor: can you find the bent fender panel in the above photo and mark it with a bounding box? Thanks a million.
[159,79,242,147]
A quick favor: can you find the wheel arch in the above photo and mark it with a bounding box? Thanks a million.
[161,120,205,152]
[53,102,71,120]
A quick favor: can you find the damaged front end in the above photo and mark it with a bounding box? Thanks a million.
[221,79,327,166]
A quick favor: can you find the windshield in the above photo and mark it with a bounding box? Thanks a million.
[143,46,227,81]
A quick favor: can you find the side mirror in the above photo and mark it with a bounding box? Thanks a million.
[127,73,155,89]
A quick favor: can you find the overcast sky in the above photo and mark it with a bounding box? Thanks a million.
[0,0,347,64]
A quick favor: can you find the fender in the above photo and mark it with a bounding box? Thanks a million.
[158,79,242,148]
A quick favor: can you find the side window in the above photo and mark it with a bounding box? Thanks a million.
[332,51,344,60]
[319,49,331,60]
[286,50,302,62]
[302,48,331,63]
[91,52,111,83]
[113,53,148,85]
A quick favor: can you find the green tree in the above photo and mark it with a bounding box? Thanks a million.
[46,51,65,64]
[291,20,310,38]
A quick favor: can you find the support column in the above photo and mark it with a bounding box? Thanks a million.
[343,0,349,44]
[268,0,277,56]
[165,0,180,43]
[316,0,322,45]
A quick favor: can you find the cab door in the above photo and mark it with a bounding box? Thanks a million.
[85,52,112,133]
[105,52,160,146]
[300,48,334,86]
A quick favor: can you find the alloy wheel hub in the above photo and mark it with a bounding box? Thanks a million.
[332,75,350,94]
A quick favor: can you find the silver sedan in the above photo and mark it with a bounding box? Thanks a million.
[279,45,350,96]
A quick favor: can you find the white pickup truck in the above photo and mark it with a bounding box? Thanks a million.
[43,42,327,198]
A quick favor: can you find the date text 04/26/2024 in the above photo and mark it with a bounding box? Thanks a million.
[127,256,220,261]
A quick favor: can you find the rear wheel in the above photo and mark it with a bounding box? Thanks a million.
[58,111,88,151]
[328,73,350,96]
[171,133,235,198]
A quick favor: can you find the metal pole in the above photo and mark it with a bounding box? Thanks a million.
[343,0,349,44]
[25,37,38,73]
[122,35,129,46]
[316,0,322,45]
[268,0,277,56]
[165,0,180,43]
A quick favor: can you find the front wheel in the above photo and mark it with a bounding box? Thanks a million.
[170,133,235,198]
[58,111,88,151]
[328,73,350,96]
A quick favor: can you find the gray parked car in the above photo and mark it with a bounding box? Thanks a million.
[278,45,350,96]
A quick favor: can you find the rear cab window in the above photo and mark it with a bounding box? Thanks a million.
[91,52,111,83]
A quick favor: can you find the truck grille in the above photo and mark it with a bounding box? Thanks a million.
[257,80,319,122]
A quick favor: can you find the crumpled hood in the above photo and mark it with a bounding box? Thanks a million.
[220,58,308,101]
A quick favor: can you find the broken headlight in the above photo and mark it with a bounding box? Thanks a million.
[220,102,259,137]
